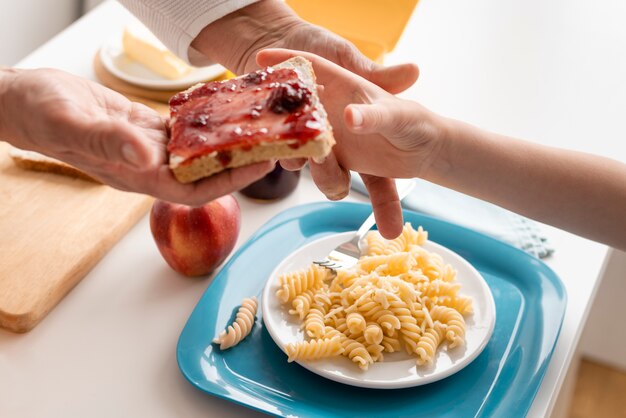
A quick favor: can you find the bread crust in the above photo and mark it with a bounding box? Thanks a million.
[169,56,334,183]
[9,147,100,183]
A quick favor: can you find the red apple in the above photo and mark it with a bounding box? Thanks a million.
[149,195,241,277]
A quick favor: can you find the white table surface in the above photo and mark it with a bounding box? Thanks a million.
[2,1,625,417]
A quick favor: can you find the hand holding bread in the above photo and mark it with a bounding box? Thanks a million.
[1,56,416,239]
[0,67,274,206]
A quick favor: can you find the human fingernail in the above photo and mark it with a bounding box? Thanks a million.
[312,155,327,164]
[351,107,363,128]
[327,189,349,201]
[122,143,143,168]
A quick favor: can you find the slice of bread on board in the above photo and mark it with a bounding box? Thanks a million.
[8,147,99,183]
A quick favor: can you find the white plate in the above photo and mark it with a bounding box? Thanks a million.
[262,232,496,389]
[99,42,226,91]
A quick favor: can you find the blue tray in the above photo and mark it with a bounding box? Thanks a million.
[177,202,567,417]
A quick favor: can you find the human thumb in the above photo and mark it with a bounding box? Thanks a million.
[85,120,156,169]
[344,103,399,136]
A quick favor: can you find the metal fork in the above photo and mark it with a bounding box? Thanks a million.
[314,180,416,272]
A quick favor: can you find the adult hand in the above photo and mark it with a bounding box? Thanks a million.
[191,1,420,238]
[257,49,447,238]
[0,67,274,206]
[192,0,419,94]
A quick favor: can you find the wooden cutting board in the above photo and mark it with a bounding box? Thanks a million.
[0,59,179,333]
[0,141,154,333]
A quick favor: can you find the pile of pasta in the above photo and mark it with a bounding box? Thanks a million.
[277,223,473,370]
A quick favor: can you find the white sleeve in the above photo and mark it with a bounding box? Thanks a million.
[117,0,260,66]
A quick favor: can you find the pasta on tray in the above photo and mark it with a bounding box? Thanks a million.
[213,297,258,350]
[277,223,473,370]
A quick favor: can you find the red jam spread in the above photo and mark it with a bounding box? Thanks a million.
[168,67,324,165]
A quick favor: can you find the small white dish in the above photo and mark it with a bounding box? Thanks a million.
[99,41,226,91]
[262,232,496,389]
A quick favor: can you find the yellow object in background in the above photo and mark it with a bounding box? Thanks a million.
[122,23,193,80]
[286,0,418,63]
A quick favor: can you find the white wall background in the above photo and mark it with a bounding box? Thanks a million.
[0,0,82,65]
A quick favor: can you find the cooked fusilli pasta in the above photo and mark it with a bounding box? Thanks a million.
[276,264,329,303]
[364,323,384,345]
[285,336,344,362]
[416,323,446,365]
[289,289,316,320]
[276,223,473,369]
[304,303,326,338]
[213,297,257,350]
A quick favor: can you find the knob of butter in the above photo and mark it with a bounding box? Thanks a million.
[122,23,192,80]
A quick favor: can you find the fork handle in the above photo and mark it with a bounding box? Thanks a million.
[353,180,415,246]
[355,212,378,243]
